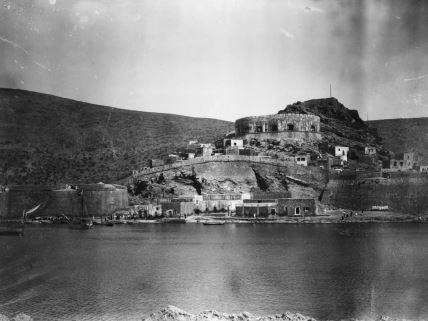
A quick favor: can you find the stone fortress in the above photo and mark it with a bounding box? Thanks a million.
[234,113,321,142]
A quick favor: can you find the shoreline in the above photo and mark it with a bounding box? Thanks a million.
[20,210,428,226]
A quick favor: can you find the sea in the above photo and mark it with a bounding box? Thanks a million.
[1,223,428,321]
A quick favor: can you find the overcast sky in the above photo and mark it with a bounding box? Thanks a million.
[1,0,428,121]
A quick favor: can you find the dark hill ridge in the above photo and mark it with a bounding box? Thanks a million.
[278,97,384,152]
[368,118,428,160]
[0,88,233,185]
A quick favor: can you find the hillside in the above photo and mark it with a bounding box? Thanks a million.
[368,118,428,160]
[0,89,233,185]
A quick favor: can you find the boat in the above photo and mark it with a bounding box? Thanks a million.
[81,218,93,229]
[203,220,225,225]
[161,217,186,224]
[0,203,43,236]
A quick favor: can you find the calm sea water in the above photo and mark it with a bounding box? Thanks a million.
[1,223,428,321]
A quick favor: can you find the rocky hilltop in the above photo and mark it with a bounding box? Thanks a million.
[0,89,233,185]
[278,98,384,153]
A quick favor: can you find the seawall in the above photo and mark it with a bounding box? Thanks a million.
[0,184,128,219]
[322,172,428,214]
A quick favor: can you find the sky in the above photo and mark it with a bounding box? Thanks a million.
[1,0,428,121]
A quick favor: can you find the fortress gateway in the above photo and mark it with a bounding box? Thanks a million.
[235,113,321,142]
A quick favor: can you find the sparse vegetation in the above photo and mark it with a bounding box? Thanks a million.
[0,89,233,185]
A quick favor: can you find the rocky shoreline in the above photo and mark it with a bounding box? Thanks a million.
[0,305,415,321]
[143,306,410,321]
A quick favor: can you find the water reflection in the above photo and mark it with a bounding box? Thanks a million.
[0,224,427,320]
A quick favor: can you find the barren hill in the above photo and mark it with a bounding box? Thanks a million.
[368,118,428,160]
[0,88,233,185]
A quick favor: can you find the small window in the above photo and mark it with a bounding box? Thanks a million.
[310,125,316,132]
[400,162,404,166]
[271,124,278,132]
[234,142,237,146]
[287,124,294,131]
[256,125,263,132]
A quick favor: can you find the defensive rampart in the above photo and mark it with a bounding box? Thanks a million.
[130,155,328,195]
[132,155,297,181]
[0,184,128,219]
[235,113,321,141]
[322,173,428,214]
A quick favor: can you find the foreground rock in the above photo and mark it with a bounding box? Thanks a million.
[0,313,32,321]
[143,306,313,321]
[143,306,414,321]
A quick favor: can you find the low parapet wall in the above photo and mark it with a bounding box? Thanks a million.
[132,155,296,180]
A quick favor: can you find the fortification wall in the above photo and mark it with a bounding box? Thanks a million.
[235,113,320,135]
[0,187,51,219]
[0,193,8,218]
[41,190,81,217]
[237,131,321,142]
[132,155,297,179]
[0,185,129,219]
[82,189,128,217]
[322,174,428,214]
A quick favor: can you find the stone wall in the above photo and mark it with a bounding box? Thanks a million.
[236,131,321,142]
[81,188,128,217]
[235,113,321,135]
[322,173,428,214]
[0,184,128,219]
[235,203,277,217]
[277,198,316,216]
[131,155,297,180]
[0,186,51,219]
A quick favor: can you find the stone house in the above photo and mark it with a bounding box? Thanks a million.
[235,197,317,217]
[385,152,415,171]
[335,146,349,163]
[201,193,249,213]
[365,146,376,155]
[134,204,162,218]
[161,199,195,216]
[149,159,164,168]
[295,154,309,166]
[277,198,316,216]
[420,165,428,173]
[236,199,278,217]
[224,139,244,148]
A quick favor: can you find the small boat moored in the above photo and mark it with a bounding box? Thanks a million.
[161,217,186,224]
[203,220,225,225]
